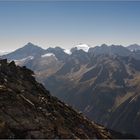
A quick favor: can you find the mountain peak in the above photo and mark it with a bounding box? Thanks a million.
[127,44,140,51]
[24,42,41,49]
[2,43,45,60]
[100,44,108,47]
[26,42,34,45]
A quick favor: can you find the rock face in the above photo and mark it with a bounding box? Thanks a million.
[0,59,113,139]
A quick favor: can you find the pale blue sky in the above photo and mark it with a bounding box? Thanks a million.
[0,1,140,51]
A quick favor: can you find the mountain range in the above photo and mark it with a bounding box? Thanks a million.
[0,59,135,139]
[1,42,140,137]
[0,59,114,139]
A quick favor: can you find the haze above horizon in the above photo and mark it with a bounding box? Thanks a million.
[0,1,140,51]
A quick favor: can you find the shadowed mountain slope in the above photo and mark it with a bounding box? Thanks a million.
[43,55,140,137]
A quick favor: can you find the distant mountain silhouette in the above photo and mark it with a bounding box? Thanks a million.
[127,44,140,51]
[88,44,131,57]
[46,46,70,62]
[2,42,45,60]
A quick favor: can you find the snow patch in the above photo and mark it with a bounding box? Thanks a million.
[41,53,55,58]
[14,56,34,62]
[64,49,72,55]
[41,53,58,60]
[76,44,90,52]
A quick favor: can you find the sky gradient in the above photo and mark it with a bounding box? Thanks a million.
[0,1,140,51]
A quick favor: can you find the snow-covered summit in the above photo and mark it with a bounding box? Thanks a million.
[75,44,90,52]
[64,49,72,55]
[64,44,90,55]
